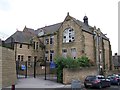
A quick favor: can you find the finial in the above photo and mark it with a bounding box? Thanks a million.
[16,28,18,31]
[98,28,100,30]
[94,26,96,29]
[67,12,69,16]
[25,25,27,28]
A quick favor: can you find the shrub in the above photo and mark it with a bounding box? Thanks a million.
[54,55,90,83]
[77,55,90,67]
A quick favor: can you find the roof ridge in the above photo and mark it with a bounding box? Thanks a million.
[24,26,34,30]
[11,30,22,37]
[38,22,62,29]
[46,22,62,27]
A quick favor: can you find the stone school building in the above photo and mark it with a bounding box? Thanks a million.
[4,13,112,73]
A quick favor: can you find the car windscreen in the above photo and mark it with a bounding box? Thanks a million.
[85,76,96,80]
[108,76,114,79]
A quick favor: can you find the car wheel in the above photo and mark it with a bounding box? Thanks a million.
[84,84,88,88]
[98,83,102,89]
[117,82,120,86]
[108,83,111,87]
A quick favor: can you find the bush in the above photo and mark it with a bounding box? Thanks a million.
[54,57,64,83]
[77,56,90,67]
[54,55,90,83]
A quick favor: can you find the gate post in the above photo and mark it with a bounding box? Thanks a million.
[16,61,19,79]
[25,61,27,78]
[34,59,36,78]
[45,59,46,80]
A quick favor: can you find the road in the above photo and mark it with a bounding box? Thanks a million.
[86,85,120,90]
[53,85,120,90]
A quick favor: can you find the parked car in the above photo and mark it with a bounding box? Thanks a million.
[107,74,120,85]
[84,75,111,89]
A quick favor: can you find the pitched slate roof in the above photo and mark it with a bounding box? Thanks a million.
[36,15,109,40]
[5,31,35,44]
[71,16,93,33]
[35,23,61,35]
[69,16,108,40]
[23,26,36,35]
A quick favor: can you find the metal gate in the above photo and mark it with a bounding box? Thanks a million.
[16,61,27,78]
[45,61,57,82]
[16,60,57,81]
[16,60,42,78]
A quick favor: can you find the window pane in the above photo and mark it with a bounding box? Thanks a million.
[62,49,67,52]
[18,55,20,61]
[64,36,66,38]
[50,38,53,44]
[28,56,31,67]
[21,56,23,61]
[62,49,67,57]
[45,57,48,61]
[20,44,22,48]
[45,50,49,61]
[36,42,39,50]
[50,50,54,53]
[50,54,52,61]
[50,36,54,44]
[33,42,35,49]
[46,38,49,44]
[28,45,30,49]
[46,51,49,53]
[71,48,76,59]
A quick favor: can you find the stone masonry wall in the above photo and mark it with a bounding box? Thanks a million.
[1,47,17,88]
[63,67,97,84]
[15,36,44,62]
[83,32,95,62]
[58,17,84,57]
[41,34,58,61]
[103,39,110,70]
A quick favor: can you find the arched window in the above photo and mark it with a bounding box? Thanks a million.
[63,28,75,43]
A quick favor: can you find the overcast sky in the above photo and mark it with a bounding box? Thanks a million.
[0,0,119,55]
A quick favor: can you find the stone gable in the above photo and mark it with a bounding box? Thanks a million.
[58,16,85,57]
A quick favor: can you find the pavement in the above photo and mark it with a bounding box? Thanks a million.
[5,75,72,89]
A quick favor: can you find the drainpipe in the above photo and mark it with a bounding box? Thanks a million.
[14,42,18,78]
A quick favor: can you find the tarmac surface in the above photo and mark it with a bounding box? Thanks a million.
[5,75,72,89]
[3,75,120,90]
